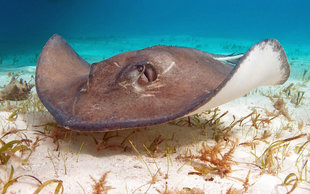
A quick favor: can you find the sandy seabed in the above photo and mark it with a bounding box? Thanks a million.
[0,35,310,193]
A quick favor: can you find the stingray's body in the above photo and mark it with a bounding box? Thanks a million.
[36,34,290,131]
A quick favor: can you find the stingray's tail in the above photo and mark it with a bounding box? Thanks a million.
[211,53,244,65]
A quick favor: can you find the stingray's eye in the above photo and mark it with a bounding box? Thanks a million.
[136,64,145,73]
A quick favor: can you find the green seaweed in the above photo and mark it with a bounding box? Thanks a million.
[1,165,42,194]
[295,91,305,105]
[251,134,306,174]
[33,179,64,194]
[129,140,162,193]
[0,137,31,165]
[302,69,308,81]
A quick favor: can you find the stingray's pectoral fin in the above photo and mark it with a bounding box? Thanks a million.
[213,39,289,106]
[191,39,290,114]
[240,39,290,86]
[35,34,90,124]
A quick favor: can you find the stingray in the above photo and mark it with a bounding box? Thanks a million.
[35,34,290,131]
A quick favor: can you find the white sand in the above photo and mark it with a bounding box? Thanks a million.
[0,36,310,193]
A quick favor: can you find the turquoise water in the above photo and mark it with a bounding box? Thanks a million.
[0,0,309,79]
[1,0,310,42]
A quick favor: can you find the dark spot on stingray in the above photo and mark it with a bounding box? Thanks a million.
[35,34,290,131]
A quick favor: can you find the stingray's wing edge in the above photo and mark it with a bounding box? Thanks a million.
[35,34,90,124]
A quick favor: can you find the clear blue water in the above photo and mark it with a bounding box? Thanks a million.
[0,0,309,69]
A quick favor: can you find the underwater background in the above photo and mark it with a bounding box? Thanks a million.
[0,0,309,72]
[1,1,310,193]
